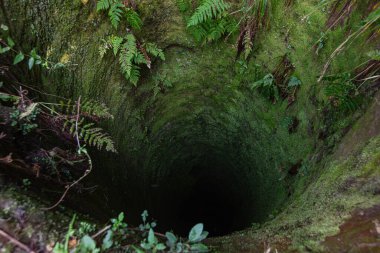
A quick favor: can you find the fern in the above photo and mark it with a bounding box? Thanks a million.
[97,0,111,11]
[145,43,165,60]
[119,34,138,81]
[64,119,117,153]
[58,99,113,120]
[110,35,124,55]
[55,99,117,153]
[96,0,165,85]
[236,0,272,60]
[109,2,124,29]
[187,0,230,27]
[176,0,190,13]
[323,73,361,112]
[125,8,142,30]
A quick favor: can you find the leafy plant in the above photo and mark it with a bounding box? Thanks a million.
[184,0,237,43]
[55,99,117,153]
[1,24,65,70]
[53,215,77,253]
[99,34,165,86]
[322,72,361,112]
[152,74,173,98]
[319,3,380,81]
[187,0,231,27]
[249,73,280,102]
[54,211,209,253]
[96,2,165,85]
[96,0,142,30]
[236,0,273,60]
[10,103,39,135]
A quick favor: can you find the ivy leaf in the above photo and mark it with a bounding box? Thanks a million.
[13,52,24,65]
[188,223,203,242]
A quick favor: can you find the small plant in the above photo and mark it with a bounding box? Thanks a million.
[236,0,273,60]
[96,1,165,85]
[322,72,361,112]
[249,73,280,102]
[54,211,209,253]
[178,0,237,43]
[10,103,39,135]
[0,24,65,70]
[187,0,230,27]
[78,222,97,237]
[22,178,31,190]
[152,74,173,98]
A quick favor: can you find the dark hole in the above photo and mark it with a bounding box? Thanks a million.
[148,160,252,237]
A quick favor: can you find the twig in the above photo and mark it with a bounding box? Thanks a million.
[318,17,379,82]
[0,229,35,253]
[42,97,92,210]
[92,225,111,239]
[42,151,92,211]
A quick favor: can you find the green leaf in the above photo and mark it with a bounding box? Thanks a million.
[0,24,8,31]
[190,243,208,252]
[132,246,146,253]
[28,57,35,70]
[198,231,209,241]
[141,210,148,223]
[166,232,177,244]
[13,52,24,65]
[7,37,15,47]
[141,242,152,250]
[118,212,124,222]
[148,229,157,244]
[155,243,166,250]
[102,230,113,250]
[288,76,302,88]
[0,46,10,54]
[0,92,14,102]
[79,235,98,252]
[188,223,203,242]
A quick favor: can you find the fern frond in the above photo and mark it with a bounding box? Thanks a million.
[129,65,141,86]
[119,34,137,79]
[109,2,124,29]
[125,8,142,30]
[176,0,190,12]
[133,51,147,65]
[145,43,165,60]
[188,25,209,42]
[81,99,113,119]
[97,0,111,11]
[188,0,230,27]
[64,119,117,153]
[110,35,124,56]
[57,99,113,120]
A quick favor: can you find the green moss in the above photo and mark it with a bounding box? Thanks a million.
[1,0,379,249]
